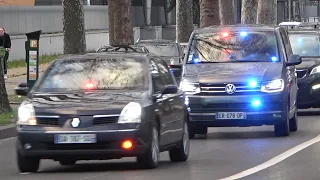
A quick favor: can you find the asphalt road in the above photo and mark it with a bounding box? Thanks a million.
[1,110,320,180]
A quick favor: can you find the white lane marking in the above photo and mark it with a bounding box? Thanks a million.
[219,134,320,180]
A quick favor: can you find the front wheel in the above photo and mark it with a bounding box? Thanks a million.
[136,126,160,169]
[274,105,290,137]
[289,108,298,132]
[17,150,40,173]
[169,121,190,162]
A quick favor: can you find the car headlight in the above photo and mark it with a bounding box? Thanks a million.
[310,65,320,75]
[179,81,200,94]
[261,79,284,93]
[118,102,142,123]
[17,101,37,125]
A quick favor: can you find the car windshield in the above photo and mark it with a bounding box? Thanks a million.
[187,31,279,63]
[34,57,148,92]
[288,34,320,56]
[139,43,179,57]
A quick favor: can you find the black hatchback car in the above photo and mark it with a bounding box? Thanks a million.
[180,25,302,137]
[288,29,320,109]
[14,52,190,172]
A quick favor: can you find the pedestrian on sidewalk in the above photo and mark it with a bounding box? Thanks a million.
[0,27,11,79]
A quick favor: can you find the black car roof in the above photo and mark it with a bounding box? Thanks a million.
[194,24,280,34]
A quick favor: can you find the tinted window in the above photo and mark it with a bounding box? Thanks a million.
[187,31,279,63]
[138,43,179,57]
[35,57,148,92]
[150,60,165,93]
[289,34,320,56]
[156,60,175,85]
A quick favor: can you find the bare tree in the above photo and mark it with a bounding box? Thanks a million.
[0,53,11,113]
[241,0,258,24]
[200,0,220,28]
[193,0,200,25]
[257,0,277,25]
[108,0,133,45]
[219,0,234,25]
[176,0,194,42]
[62,0,86,54]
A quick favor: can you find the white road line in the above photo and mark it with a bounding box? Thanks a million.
[219,134,320,180]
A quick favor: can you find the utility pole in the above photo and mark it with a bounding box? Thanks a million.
[288,0,292,21]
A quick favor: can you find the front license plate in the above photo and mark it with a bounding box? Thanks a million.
[216,112,247,119]
[54,134,97,144]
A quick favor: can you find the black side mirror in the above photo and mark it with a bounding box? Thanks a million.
[15,82,29,96]
[286,54,302,66]
[162,85,178,95]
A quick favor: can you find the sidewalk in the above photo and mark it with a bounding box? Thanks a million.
[5,63,50,95]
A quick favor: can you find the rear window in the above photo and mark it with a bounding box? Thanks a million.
[187,31,279,63]
[138,43,179,57]
[35,57,148,92]
[289,34,320,56]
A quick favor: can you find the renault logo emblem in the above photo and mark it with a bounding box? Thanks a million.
[225,84,236,94]
[71,118,80,128]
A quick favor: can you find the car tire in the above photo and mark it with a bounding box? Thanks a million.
[59,160,77,166]
[17,150,40,173]
[136,125,160,169]
[274,104,290,137]
[169,121,190,162]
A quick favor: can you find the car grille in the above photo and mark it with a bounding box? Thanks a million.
[199,83,261,95]
[37,117,60,126]
[93,116,119,125]
[190,102,282,113]
[296,69,308,79]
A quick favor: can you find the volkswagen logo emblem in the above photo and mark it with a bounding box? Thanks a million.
[225,84,236,94]
[71,118,81,128]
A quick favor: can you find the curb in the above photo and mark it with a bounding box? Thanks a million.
[0,124,16,140]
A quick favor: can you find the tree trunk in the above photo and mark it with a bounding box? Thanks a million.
[219,0,234,25]
[108,0,133,45]
[176,0,194,43]
[257,0,277,25]
[0,57,11,113]
[193,0,200,26]
[241,0,258,24]
[200,0,220,28]
[62,0,87,54]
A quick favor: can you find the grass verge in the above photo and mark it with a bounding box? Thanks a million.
[8,54,59,69]
[0,111,16,126]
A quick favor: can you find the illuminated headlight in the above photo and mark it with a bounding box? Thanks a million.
[179,81,200,94]
[118,102,142,123]
[17,101,37,125]
[261,79,284,93]
[310,65,320,75]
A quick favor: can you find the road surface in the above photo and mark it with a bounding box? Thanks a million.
[1,110,320,180]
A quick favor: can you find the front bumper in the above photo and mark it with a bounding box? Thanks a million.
[16,123,151,160]
[297,75,320,108]
[187,93,286,128]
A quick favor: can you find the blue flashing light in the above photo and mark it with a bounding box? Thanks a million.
[271,56,277,62]
[251,100,261,107]
[193,58,200,64]
[240,31,248,37]
[248,80,258,88]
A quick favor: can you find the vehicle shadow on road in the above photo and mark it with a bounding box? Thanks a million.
[37,161,190,173]
[193,131,276,140]
[297,110,320,116]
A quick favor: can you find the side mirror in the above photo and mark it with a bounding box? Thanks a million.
[286,54,302,66]
[162,85,178,95]
[15,82,29,96]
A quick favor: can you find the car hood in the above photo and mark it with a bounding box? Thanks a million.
[296,57,320,69]
[182,62,283,83]
[30,91,146,116]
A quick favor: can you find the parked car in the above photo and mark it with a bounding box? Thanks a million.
[14,52,190,173]
[288,28,320,109]
[135,39,183,83]
[180,24,301,138]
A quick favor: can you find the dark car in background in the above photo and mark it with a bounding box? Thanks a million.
[14,52,190,173]
[288,28,320,109]
[96,45,149,53]
[135,39,183,83]
[180,25,301,138]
